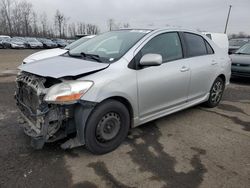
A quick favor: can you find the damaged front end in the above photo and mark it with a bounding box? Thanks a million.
[15,72,93,149]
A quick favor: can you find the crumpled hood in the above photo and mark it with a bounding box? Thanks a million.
[230,54,250,65]
[19,56,109,78]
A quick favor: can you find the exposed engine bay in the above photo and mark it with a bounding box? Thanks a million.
[15,72,79,149]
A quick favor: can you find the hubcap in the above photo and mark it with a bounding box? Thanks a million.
[96,112,121,142]
[211,81,223,103]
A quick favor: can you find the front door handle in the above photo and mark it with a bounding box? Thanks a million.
[180,66,189,72]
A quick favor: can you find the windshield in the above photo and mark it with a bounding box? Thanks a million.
[229,39,249,46]
[69,30,151,63]
[65,37,91,50]
[235,43,250,54]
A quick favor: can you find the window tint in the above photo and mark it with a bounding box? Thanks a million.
[184,33,207,57]
[140,32,183,62]
[205,40,214,54]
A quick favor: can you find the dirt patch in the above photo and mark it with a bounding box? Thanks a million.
[0,49,41,70]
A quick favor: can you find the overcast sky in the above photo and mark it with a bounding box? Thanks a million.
[26,0,250,34]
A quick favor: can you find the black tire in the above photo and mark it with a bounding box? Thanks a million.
[85,99,130,154]
[204,77,225,108]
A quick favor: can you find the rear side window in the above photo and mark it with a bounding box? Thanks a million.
[184,33,207,57]
[205,41,214,54]
[140,32,183,62]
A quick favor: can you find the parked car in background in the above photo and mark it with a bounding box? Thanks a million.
[52,38,68,47]
[1,38,26,49]
[23,35,95,64]
[229,38,250,54]
[37,38,57,48]
[17,29,230,154]
[0,35,10,40]
[66,39,75,44]
[25,37,43,48]
[203,32,229,54]
[230,43,250,77]
[0,39,4,48]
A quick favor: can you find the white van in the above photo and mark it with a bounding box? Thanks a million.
[202,32,229,54]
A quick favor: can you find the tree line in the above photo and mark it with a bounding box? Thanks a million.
[228,32,250,39]
[0,0,100,38]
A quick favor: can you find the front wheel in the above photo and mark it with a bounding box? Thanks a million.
[85,99,130,154]
[204,77,225,108]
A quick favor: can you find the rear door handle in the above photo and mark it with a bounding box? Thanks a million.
[180,66,189,72]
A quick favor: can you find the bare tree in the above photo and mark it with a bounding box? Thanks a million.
[107,18,130,30]
[86,24,99,35]
[68,23,76,38]
[123,23,130,29]
[12,0,23,36]
[32,11,38,36]
[0,0,14,35]
[54,10,65,38]
[40,12,48,37]
[228,32,250,39]
[19,0,32,36]
[0,0,103,38]
[77,22,86,35]
[107,18,115,31]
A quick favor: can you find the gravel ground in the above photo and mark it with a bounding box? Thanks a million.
[0,50,249,188]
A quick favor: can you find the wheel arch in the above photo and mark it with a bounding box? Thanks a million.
[99,96,134,128]
[217,74,226,83]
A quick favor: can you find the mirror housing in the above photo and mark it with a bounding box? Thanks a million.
[139,53,162,66]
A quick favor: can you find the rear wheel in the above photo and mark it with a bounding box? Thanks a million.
[85,99,130,154]
[204,77,225,108]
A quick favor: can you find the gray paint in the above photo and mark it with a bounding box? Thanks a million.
[18,28,231,128]
[19,56,109,78]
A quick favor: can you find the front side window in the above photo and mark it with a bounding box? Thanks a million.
[140,32,183,62]
[184,33,207,57]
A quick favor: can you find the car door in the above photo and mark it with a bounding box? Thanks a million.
[136,32,190,120]
[182,32,219,102]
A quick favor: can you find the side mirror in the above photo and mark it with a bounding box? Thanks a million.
[139,53,162,66]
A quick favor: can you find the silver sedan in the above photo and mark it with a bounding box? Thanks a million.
[16,28,231,154]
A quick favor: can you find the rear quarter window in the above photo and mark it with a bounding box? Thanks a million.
[205,40,214,54]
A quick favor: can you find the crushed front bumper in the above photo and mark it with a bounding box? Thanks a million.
[15,72,97,149]
[15,72,75,149]
[16,92,75,149]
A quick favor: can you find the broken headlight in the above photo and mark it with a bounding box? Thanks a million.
[44,80,93,104]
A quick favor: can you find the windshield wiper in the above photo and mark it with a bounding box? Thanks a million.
[81,52,102,62]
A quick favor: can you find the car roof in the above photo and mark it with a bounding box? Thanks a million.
[117,27,202,35]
